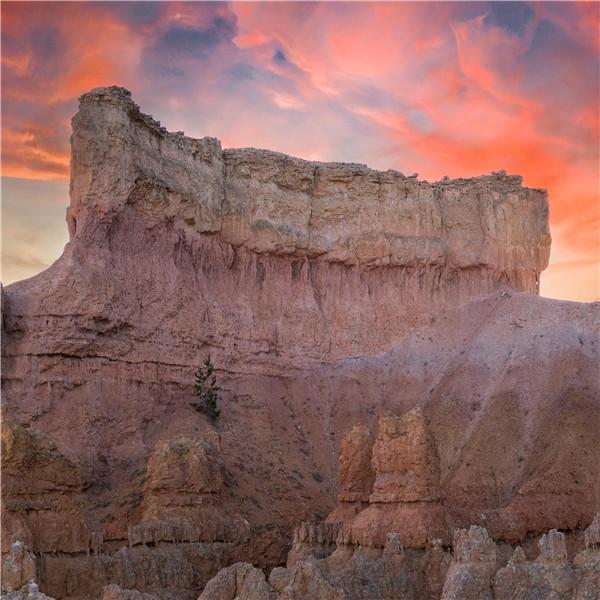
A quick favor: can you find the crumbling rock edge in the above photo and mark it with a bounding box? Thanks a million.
[69,85,550,275]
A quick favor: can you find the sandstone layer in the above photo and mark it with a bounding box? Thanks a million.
[1,87,597,599]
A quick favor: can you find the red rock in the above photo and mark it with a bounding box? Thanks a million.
[1,87,598,598]
[325,408,450,548]
[336,425,374,503]
[0,421,89,554]
[370,409,441,503]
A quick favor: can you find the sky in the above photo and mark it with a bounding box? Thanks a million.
[1,1,599,301]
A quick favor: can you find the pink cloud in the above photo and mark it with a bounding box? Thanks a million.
[1,1,598,301]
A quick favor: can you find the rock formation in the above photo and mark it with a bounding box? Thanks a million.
[131,432,249,546]
[1,420,89,556]
[197,563,277,600]
[203,410,598,600]
[573,513,600,599]
[142,433,224,518]
[0,421,248,599]
[441,526,497,599]
[493,530,574,599]
[0,582,55,600]
[336,425,374,504]
[370,409,441,503]
[322,409,449,550]
[198,517,600,600]
[1,542,36,593]
[101,585,159,600]
[1,87,598,599]
[0,419,91,598]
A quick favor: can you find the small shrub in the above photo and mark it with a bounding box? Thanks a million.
[191,355,221,421]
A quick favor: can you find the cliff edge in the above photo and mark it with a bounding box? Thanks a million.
[69,86,550,275]
[6,86,551,374]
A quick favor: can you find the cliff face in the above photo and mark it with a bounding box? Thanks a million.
[58,86,549,371]
[68,88,550,270]
[1,87,597,600]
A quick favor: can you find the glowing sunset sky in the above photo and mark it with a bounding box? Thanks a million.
[2,1,598,301]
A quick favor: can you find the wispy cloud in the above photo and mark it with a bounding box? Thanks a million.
[1,1,598,300]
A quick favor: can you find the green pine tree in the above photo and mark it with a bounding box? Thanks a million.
[191,356,221,421]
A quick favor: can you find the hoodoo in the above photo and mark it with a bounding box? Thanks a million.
[2,87,598,599]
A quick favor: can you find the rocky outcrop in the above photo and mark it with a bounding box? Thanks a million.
[199,518,600,600]
[322,409,449,550]
[0,582,55,600]
[130,433,249,546]
[441,526,497,599]
[273,409,600,599]
[197,563,276,600]
[8,86,552,386]
[0,421,248,600]
[142,433,224,519]
[370,409,441,503]
[573,513,600,599]
[68,87,550,280]
[1,542,36,593]
[0,420,89,556]
[442,527,580,599]
[101,585,159,600]
[493,530,574,599]
[336,426,374,504]
[1,87,598,600]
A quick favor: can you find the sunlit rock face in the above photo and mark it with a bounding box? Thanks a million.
[1,87,597,600]
[60,87,551,372]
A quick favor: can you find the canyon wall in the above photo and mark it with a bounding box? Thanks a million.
[24,85,551,374]
[197,409,600,599]
[1,87,597,600]
[198,430,600,600]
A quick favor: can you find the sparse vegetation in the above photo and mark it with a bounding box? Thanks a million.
[191,356,221,421]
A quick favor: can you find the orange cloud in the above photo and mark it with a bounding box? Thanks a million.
[1,1,598,301]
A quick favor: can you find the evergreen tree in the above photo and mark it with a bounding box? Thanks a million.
[191,356,220,421]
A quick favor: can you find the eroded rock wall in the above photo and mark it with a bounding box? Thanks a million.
[17,86,551,376]
[69,87,550,271]
[199,520,600,600]
[1,87,597,600]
